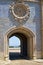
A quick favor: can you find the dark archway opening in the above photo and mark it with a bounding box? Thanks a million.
[9,33,28,60]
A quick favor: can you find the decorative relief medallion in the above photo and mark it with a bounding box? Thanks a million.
[10,2,30,22]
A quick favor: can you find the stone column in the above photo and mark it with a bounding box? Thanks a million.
[41,0,43,58]
[33,36,36,59]
[4,35,9,60]
[29,37,33,59]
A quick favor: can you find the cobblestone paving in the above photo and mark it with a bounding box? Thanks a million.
[0,60,43,65]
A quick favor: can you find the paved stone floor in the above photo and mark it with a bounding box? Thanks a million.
[0,59,43,65]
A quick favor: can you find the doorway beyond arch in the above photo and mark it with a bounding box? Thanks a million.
[4,27,35,60]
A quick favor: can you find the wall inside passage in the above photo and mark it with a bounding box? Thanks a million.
[0,0,41,59]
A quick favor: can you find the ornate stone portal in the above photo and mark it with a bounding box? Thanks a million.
[4,27,35,60]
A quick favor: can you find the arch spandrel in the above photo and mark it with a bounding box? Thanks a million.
[5,27,35,38]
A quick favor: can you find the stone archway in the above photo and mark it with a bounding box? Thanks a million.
[4,27,35,60]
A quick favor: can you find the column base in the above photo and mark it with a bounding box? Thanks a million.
[4,55,9,61]
[33,56,36,60]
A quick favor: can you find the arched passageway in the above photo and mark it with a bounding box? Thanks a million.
[4,27,35,60]
[9,35,21,60]
[9,33,28,60]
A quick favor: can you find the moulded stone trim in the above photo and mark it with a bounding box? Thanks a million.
[4,26,36,60]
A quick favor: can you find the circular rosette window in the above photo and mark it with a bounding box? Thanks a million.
[10,3,30,22]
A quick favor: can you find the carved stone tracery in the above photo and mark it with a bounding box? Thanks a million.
[10,1,30,22]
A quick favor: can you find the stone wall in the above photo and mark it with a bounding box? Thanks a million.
[0,0,41,59]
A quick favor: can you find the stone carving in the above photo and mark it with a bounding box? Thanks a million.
[10,2,30,22]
